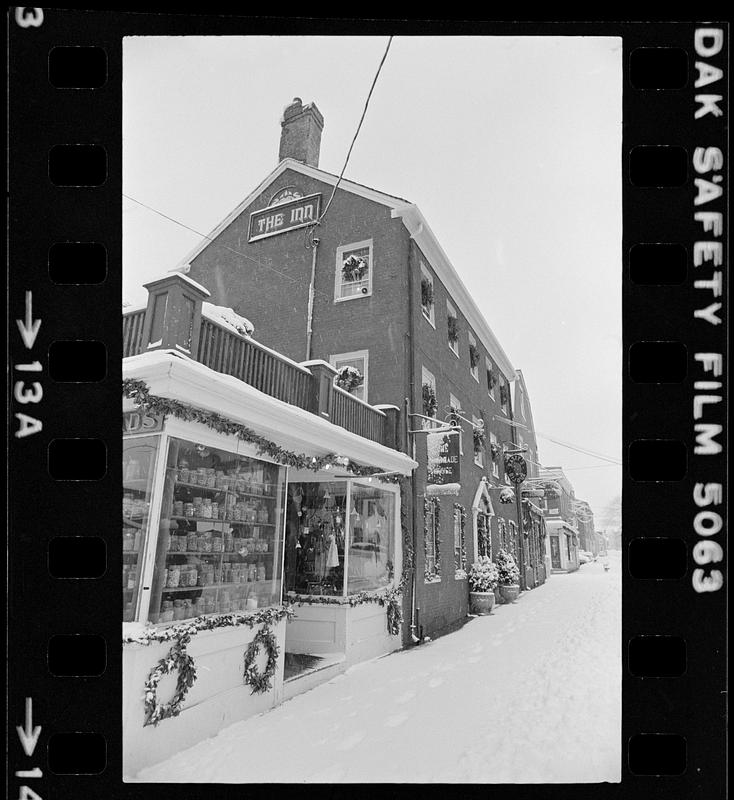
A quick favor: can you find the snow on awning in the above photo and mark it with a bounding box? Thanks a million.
[426,483,461,496]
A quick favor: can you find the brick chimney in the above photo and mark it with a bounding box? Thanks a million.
[278,97,324,168]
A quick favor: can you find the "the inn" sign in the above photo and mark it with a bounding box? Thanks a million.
[248,193,322,242]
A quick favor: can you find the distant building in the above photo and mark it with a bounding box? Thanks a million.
[574,499,597,556]
[538,466,579,572]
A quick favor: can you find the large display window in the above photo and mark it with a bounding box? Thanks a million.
[146,437,287,625]
[286,479,396,597]
[123,436,161,622]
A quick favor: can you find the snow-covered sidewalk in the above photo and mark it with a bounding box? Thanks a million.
[134,556,621,783]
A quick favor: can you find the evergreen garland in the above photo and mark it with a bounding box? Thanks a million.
[420,277,434,310]
[123,379,399,481]
[421,382,437,418]
[469,343,481,369]
[242,626,280,694]
[473,426,486,453]
[342,254,368,282]
[424,497,441,583]
[143,635,197,727]
[487,367,498,391]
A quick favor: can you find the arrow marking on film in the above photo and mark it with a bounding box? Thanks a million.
[16,697,41,757]
[16,291,41,350]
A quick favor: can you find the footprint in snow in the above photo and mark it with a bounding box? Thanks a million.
[385,712,409,728]
[336,731,365,751]
[428,676,444,688]
[396,690,416,704]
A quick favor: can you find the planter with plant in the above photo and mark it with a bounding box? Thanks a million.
[468,556,499,615]
[495,548,521,603]
[473,425,486,454]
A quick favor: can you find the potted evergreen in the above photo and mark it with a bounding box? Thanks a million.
[334,365,363,394]
[468,556,499,615]
[496,548,520,603]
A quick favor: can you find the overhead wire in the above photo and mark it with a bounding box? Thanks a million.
[123,193,334,302]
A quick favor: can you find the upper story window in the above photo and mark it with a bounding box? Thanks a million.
[335,240,372,302]
[420,263,435,327]
[472,414,485,467]
[468,332,480,382]
[486,357,497,400]
[331,349,368,403]
[421,366,437,429]
[489,431,500,478]
[499,376,510,414]
[519,391,525,420]
[447,301,459,356]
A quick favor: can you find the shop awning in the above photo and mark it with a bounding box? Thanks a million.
[544,518,578,537]
[123,351,418,477]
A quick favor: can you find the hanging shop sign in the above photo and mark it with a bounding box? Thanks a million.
[248,193,321,242]
[504,454,527,485]
[426,431,461,488]
[123,411,164,435]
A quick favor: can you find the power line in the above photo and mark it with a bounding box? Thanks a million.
[314,36,393,231]
[123,193,334,302]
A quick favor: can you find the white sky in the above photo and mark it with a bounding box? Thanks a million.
[123,35,622,520]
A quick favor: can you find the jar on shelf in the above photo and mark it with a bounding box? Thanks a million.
[248,564,257,583]
[173,500,184,516]
[178,465,190,484]
[211,502,220,520]
[182,599,193,619]
[186,531,198,552]
[184,503,195,519]
[257,562,266,582]
[212,535,223,553]
[201,499,213,519]
[173,599,185,620]
[224,532,233,552]
[206,470,216,488]
[193,495,203,510]
[167,566,180,588]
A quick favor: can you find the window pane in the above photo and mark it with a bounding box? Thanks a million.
[333,355,366,402]
[123,436,161,622]
[148,438,286,624]
[347,484,395,594]
[339,246,370,298]
[285,481,347,596]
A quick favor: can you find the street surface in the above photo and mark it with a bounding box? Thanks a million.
[136,553,621,783]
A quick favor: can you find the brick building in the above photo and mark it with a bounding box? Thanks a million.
[180,97,531,640]
[538,466,580,572]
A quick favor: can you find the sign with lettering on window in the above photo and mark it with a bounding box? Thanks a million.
[426,431,461,489]
[123,411,164,435]
[248,193,321,241]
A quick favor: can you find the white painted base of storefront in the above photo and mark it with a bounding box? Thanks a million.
[123,620,286,778]
[286,601,400,670]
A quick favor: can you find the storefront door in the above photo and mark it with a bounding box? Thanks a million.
[550,535,561,569]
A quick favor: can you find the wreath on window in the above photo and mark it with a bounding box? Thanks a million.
[421,277,434,310]
[143,635,197,727]
[447,315,460,345]
[500,384,509,407]
[473,426,486,453]
[490,442,500,459]
[342,254,368,282]
[243,626,280,694]
[499,487,516,504]
[487,368,498,391]
[422,382,437,418]
[469,343,481,369]
[335,365,363,393]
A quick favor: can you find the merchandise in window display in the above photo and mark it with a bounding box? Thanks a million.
[146,438,286,625]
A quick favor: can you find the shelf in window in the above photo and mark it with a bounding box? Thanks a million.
[122,515,147,524]
[160,580,271,593]
[166,551,274,560]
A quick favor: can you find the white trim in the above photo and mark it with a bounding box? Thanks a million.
[472,414,484,467]
[123,350,416,476]
[335,239,373,302]
[330,348,369,403]
[393,203,515,377]
[471,479,496,561]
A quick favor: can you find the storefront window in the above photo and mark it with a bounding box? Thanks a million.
[347,483,395,594]
[123,436,161,622]
[147,437,286,625]
[285,481,347,596]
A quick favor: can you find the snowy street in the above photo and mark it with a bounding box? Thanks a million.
[135,554,621,784]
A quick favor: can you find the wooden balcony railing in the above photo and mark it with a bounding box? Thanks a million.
[122,308,146,358]
[331,385,386,445]
[123,275,401,451]
[196,317,312,410]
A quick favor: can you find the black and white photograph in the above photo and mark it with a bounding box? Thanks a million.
[121,35,623,782]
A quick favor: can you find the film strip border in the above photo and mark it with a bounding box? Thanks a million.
[7,15,728,798]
